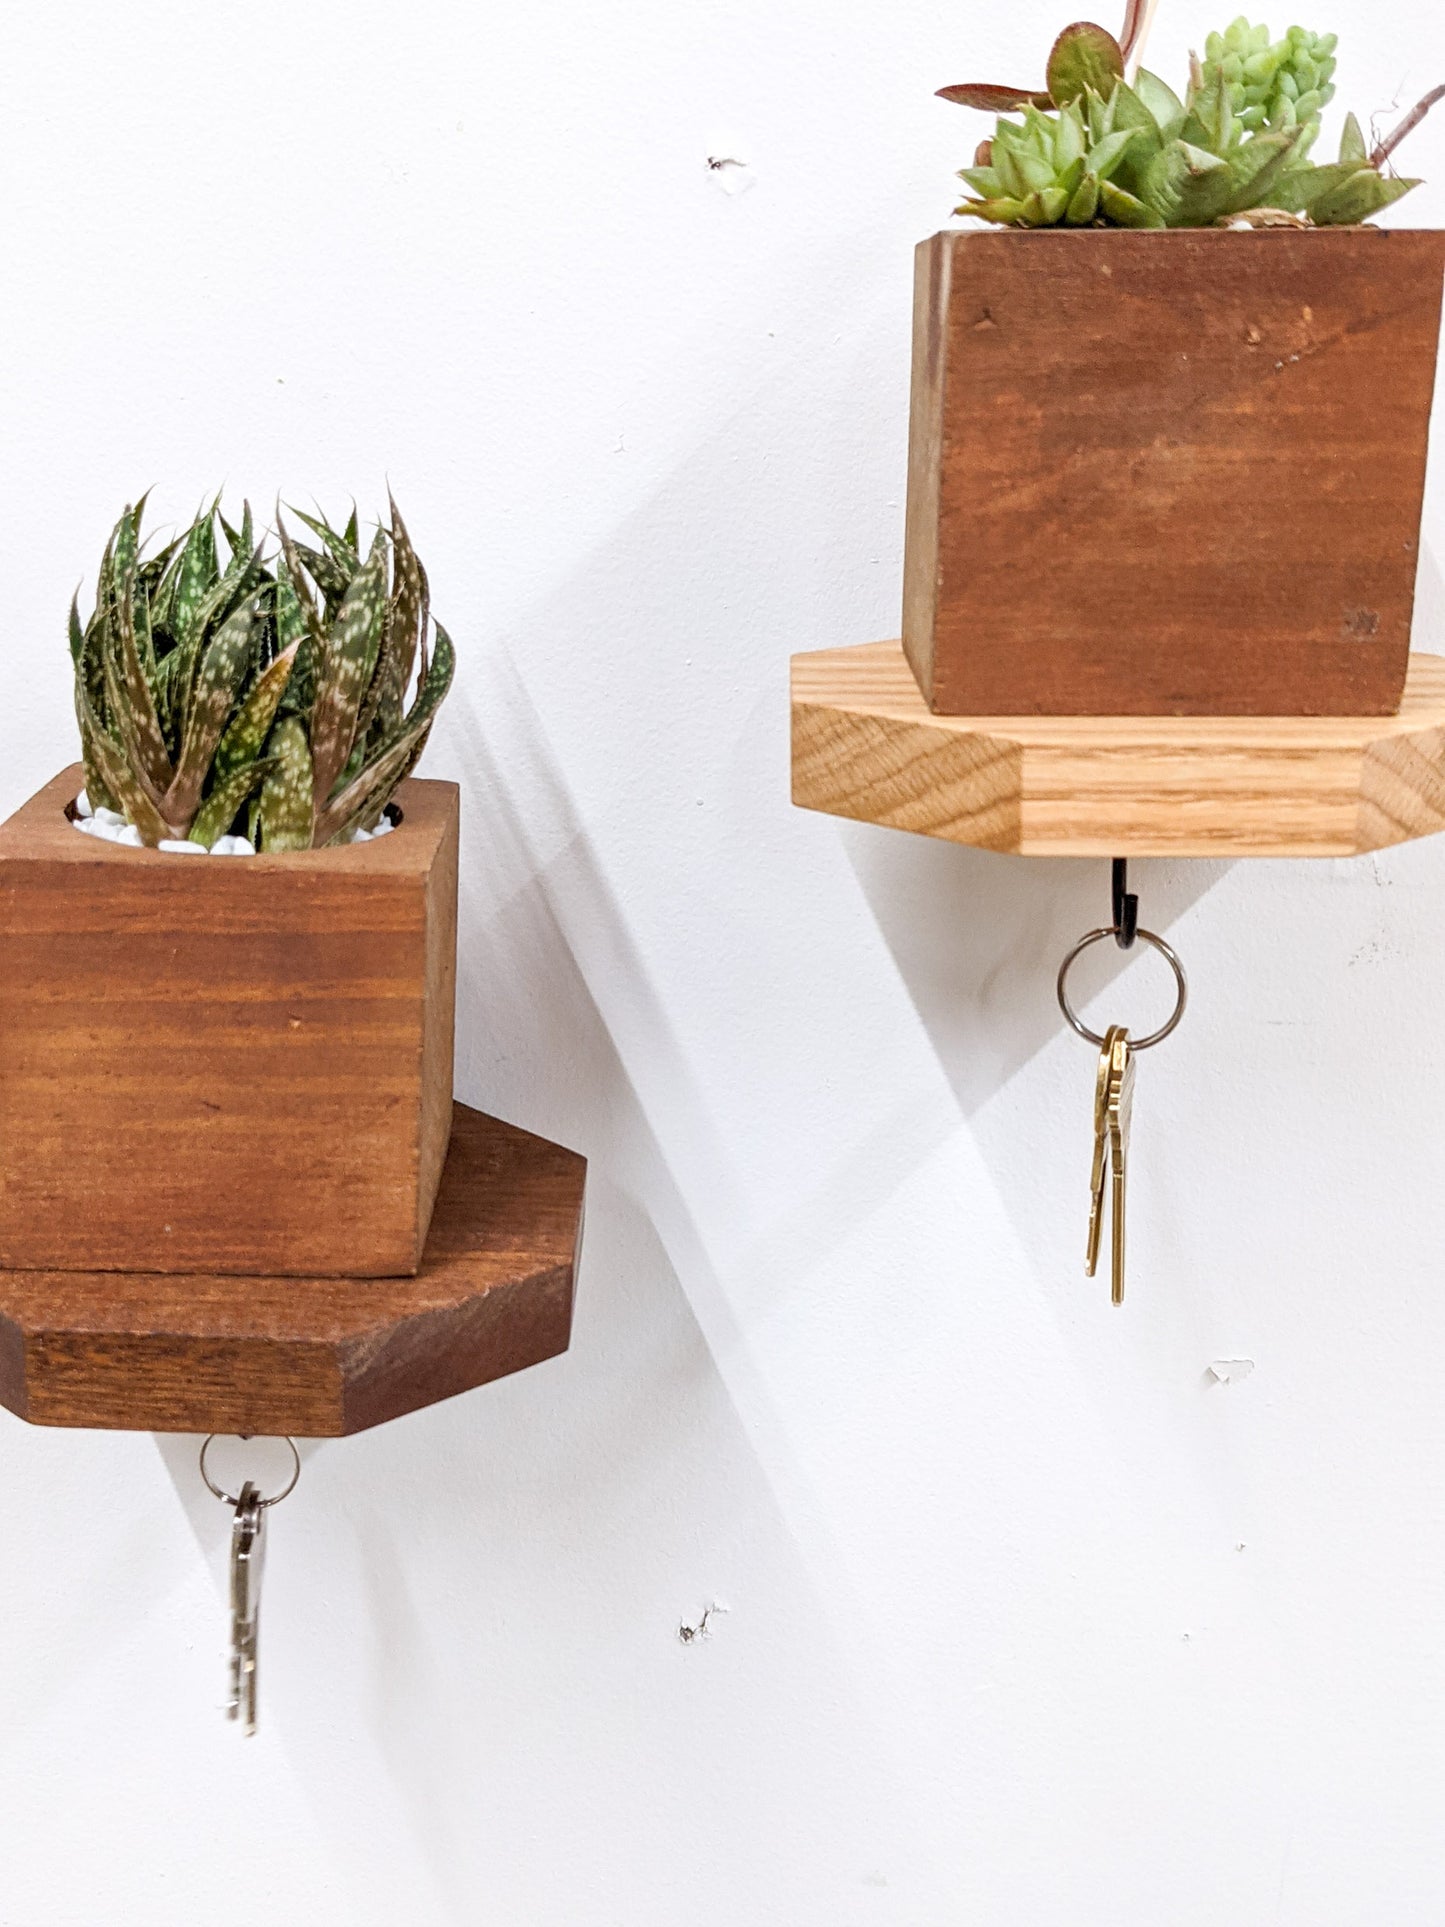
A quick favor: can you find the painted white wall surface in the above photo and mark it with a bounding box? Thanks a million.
[3,1,1445,1919]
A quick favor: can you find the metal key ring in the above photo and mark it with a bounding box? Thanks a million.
[199,1435,301,1509]
[1056,927,1188,1051]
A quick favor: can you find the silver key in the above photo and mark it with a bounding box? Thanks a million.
[229,1483,266,1736]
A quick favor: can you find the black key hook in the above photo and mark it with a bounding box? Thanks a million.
[1111,858,1138,950]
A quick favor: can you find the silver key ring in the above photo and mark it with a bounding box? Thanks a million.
[199,1435,301,1509]
[1056,927,1188,1051]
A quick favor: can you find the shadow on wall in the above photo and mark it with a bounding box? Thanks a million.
[143,640,907,1911]
[400,315,1252,1340]
[845,835,1230,1116]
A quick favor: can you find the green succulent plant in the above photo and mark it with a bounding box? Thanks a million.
[958,99,1160,228]
[70,495,454,851]
[1200,19,1336,147]
[943,14,1439,230]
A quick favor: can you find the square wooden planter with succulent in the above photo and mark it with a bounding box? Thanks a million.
[904,7,1445,715]
[0,496,459,1277]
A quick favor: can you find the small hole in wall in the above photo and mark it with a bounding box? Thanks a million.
[678,1602,727,1644]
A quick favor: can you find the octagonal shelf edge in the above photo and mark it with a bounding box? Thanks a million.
[791,641,1445,857]
[0,1103,586,1437]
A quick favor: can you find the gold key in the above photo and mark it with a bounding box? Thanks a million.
[1106,1028,1134,1305]
[1084,1025,1134,1304]
[1085,1023,1124,1276]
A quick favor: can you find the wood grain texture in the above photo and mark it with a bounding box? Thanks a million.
[0,766,458,1277]
[793,640,1445,855]
[0,1102,586,1436]
[901,227,1445,716]
[416,798,459,1260]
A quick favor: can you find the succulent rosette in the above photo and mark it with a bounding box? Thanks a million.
[70,496,454,850]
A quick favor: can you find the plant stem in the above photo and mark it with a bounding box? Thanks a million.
[1371,83,1445,167]
[1119,0,1160,74]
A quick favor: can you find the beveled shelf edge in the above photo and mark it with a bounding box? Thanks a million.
[0,1103,586,1437]
[791,641,1445,857]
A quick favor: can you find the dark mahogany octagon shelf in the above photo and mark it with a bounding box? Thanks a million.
[0,1104,586,1437]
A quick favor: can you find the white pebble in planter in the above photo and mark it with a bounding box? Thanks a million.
[72,801,395,853]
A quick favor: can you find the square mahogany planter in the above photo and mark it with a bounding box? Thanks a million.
[0,766,458,1277]
[901,226,1445,716]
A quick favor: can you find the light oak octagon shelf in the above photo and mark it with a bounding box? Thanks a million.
[792,641,1445,857]
[0,1104,586,1438]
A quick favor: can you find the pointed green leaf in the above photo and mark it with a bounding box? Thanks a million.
[290,505,361,572]
[93,534,116,644]
[213,642,299,781]
[113,567,173,795]
[137,530,183,584]
[189,755,277,850]
[148,536,186,639]
[111,499,144,598]
[1339,111,1368,166]
[98,625,166,816]
[68,595,85,665]
[310,531,389,805]
[173,539,271,739]
[73,682,121,814]
[316,622,454,844]
[165,597,259,824]
[133,573,158,682]
[1006,127,1063,193]
[989,134,1030,199]
[275,510,327,647]
[1177,140,1228,175]
[1225,126,1307,213]
[1183,67,1233,153]
[218,500,255,566]
[258,716,315,851]
[1102,82,1165,193]
[1055,156,1086,200]
[1099,178,1167,227]
[1066,171,1101,222]
[1245,140,1335,212]
[956,195,1031,224]
[1086,128,1142,181]
[1133,68,1187,139]
[149,641,187,754]
[274,569,309,651]
[77,606,110,730]
[171,510,220,654]
[387,495,427,704]
[1015,185,1068,226]
[1053,103,1087,170]
[75,681,168,843]
[1309,168,1419,225]
[294,541,351,602]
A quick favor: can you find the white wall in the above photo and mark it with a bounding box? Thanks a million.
[3,1,1445,1920]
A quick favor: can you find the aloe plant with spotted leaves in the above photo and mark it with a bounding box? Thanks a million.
[70,496,454,850]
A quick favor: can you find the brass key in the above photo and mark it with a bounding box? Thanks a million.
[1085,1023,1125,1276]
[1084,1025,1134,1304]
[1106,1028,1134,1305]
[1060,871,1186,1311]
